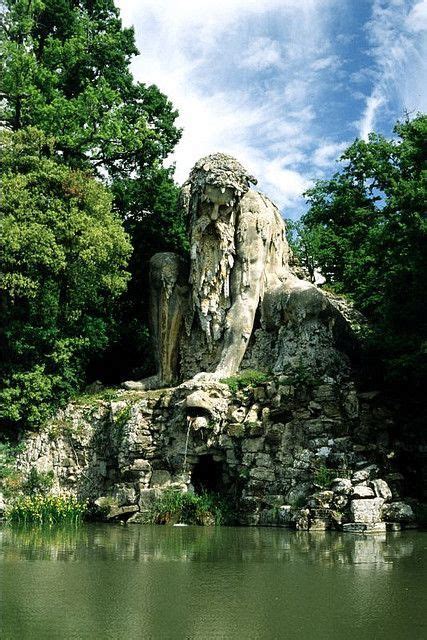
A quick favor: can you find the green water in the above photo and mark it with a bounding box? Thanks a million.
[0,525,426,640]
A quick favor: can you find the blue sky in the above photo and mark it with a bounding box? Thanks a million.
[117,0,427,219]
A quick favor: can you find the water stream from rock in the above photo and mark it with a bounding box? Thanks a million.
[183,416,192,473]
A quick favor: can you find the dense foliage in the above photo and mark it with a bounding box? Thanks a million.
[1,0,186,386]
[292,114,427,390]
[0,128,132,428]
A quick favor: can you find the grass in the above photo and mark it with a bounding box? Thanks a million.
[149,488,235,526]
[314,464,335,489]
[220,369,270,393]
[6,494,87,525]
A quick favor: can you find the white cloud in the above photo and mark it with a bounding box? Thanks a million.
[359,0,427,139]
[406,0,427,31]
[359,92,385,141]
[240,37,283,71]
[310,55,341,71]
[312,141,348,167]
[115,0,425,217]
[116,0,342,214]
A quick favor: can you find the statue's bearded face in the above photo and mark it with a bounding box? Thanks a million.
[201,184,236,221]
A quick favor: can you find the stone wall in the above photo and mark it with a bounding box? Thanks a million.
[11,371,417,531]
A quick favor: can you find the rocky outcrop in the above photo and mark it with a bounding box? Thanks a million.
[10,371,418,531]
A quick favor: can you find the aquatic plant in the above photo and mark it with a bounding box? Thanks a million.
[6,494,87,525]
[150,489,234,526]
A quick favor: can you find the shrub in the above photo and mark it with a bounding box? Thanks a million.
[221,369,269,393]
[22,468,54,496]
[6,494,87,525]
[314,465,334,489]
[150,489,233,526]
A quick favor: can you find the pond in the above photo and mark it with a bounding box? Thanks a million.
[0,525,426,639]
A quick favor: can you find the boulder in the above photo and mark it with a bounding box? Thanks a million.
[150,469,172,487]
[370,479,392,501]
[381,501,414,523]
[352,484,375,499]
[331,478,352,494]
[352,465,380,483]
[350,498,384,523]
[107,504,139,521]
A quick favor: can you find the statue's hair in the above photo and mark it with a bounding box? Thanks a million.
[188,153,257,197]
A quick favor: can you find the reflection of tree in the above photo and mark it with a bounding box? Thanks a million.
[1,525,423,640]
[0,524,416,566]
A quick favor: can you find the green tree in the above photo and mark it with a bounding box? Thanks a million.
[0,128,132,428]
[1,0,186,381]
[300,114,427,389]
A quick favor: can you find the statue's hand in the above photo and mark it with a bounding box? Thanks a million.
[190,371,223,384]
[121,375,161,391]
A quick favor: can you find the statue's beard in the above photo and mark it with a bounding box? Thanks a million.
[189,211,236,344]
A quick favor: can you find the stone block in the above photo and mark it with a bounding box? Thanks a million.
[150,469,172,487]
[352,484,375,499]
[255,453,272,467]
[249,466,275,482]
[352,465,380,483]
[138,487,160,510]
[241,438,264,453]
[112,483,136,506]
[350,498,384,523]
[227,422,245,437]
[107,504,139,520]
[370,479,392,501]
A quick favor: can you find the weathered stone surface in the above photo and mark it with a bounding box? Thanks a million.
[350,498,384,523]
[150,470,172,487]
[107,504,139,520]
[371,479,392,501]
[381,501,414,523]
[352,484,375,499]
[112,483,136,507]
[352,465,380,483]
[331,478,352,494]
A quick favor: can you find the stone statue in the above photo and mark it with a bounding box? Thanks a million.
[124,153,354,390]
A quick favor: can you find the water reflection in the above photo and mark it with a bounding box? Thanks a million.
[1,525,425,640]
[0,524,417,566]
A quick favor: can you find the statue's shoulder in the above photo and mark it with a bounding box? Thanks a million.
[239,188,283,226]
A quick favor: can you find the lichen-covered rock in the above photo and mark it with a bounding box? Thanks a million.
[331,478,352,494]
[381,501,414,523]
[352,484,375,499]
[350,498,384,523]
[371,479,392,501]
[352,465,380,483]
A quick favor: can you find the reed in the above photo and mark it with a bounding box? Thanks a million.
[6,494,87,525]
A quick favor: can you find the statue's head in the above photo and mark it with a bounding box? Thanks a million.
[188,153,257,221]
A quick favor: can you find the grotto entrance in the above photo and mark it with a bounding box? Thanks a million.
[191,455,225,494]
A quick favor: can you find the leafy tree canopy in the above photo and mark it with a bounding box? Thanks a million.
[1,0,181,176]
[0,128,132,428]
[294,114,427,389]
[1,0,187,383]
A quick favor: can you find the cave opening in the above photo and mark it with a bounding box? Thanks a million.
[191,455,225,494]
